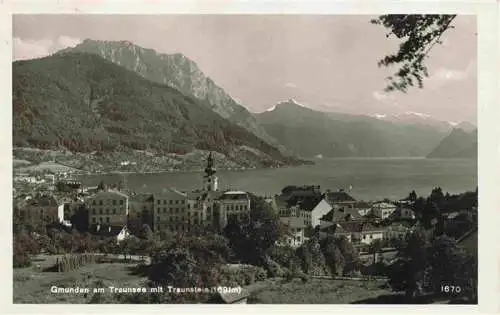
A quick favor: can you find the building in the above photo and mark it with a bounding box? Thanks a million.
[319,205,363,229]
[278,217,307,248]
[323,189,357,210]
[371,202,397,220]
[128,193,154,228]
[16,195,64,227]
[399,207,416,220]
[85,189,129,226]
[153,189,188,232]
[89,224,130,243]
[218,191,251,228]
[384,222,410,240]
[354,201,372,216]
[300,198,331,228]
[320,221,384,246]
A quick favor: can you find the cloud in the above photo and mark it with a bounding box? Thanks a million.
[430,60,476,82]
[433,68,468,81]
[372,91,394,101]
[284,82,297,88]
[13,36,82,61]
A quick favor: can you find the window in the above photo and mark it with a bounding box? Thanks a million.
[157,216,160,223]
[113,200,116,205]
[163,208,167,213]
[106,217,110,223]
[99,209,103,215]
[170,217,173,222]
[158,200,161,205]
[92,200,96,205]
[106,209,110,214]
[92,218,96,223]
[175,208,179,213]
[175,200,179,204]
[120,200,124,205]
[93,209,96,215]
[113,209,116,214]
[181,200,185,204]
[99,200,103,205]
[99,217,103,223]
[169,200,172,204]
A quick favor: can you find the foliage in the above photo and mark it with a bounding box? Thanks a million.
[371,14,457,92]
[54,254,97,272]
[70,204,90,232]
[224,196,284,266]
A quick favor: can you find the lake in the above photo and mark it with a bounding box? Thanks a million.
[77,158,477,202]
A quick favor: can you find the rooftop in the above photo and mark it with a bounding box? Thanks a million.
[320,207,363,222]
[324,191,356,204]
[280,216,307,229]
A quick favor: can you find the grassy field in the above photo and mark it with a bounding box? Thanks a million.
[247,278,394,304]
[13,256,148,304]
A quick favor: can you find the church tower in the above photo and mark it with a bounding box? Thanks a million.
[203,152,218,192]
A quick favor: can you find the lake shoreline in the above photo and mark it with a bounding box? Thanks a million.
[75,158,477,202]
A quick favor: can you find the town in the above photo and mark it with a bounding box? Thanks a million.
[13,153,478,304]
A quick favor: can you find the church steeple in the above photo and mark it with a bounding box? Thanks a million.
[205,152,216,177]
[203,152,218,191]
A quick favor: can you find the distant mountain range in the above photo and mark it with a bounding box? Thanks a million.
[257,99,456,158]
[427,128,477,158]
[13,39,476,170]
[57,39,278,146]
[12,53,301,170]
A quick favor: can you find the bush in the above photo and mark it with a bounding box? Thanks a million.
[255,267,267,281]
[55,253,96,272]
[13,252,32,268]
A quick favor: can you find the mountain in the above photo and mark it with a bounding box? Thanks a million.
[454,121,477,133]
[370,112,458,133]
[427,128,477,158]
[57,39,277,145]
[12,53,301,170]
[256,99,448,158]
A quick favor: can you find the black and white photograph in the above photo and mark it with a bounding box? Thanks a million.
[7,4,493,308]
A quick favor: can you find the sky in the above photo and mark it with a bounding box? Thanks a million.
[12,15,477,124]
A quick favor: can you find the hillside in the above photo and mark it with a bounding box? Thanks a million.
[12,53,301,171]
[427,128,478,159]
[256,100,448,158]
[57,39,278,146]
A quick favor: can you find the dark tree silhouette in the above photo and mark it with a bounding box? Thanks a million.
[371,14,457,92]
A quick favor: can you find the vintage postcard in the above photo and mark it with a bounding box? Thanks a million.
[3,0,499,313]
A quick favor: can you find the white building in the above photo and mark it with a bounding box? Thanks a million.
[278,217,307,248]
[371,202,397,220]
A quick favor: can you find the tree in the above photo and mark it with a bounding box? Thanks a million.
[388,228,429,299]
[70,204,90,232]
[408,190,418,202]
[368,239,384,264]
[429,235,477,302]
[371,15,457,92]
[320,236,345,276]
